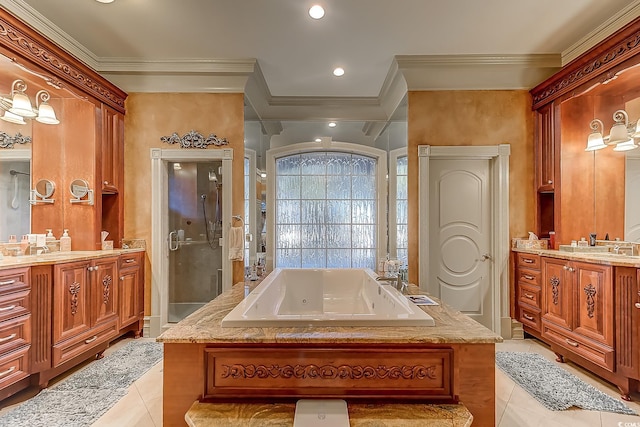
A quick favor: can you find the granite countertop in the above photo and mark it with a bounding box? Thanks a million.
[157,281,503,345]
[513,247,640,268]
[0,248,145,270]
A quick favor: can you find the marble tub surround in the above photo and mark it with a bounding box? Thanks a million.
[159,280,501,426]
[157,281,501,345]
[185,401,473,427]
[0,247,145,269]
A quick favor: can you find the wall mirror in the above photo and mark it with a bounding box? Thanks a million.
[243,96,408,268]
[30,178,55,204]
[69,178,94,205]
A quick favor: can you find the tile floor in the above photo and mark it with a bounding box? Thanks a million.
[1,337,640,426]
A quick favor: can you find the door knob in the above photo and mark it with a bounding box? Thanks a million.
[479,254,491,262]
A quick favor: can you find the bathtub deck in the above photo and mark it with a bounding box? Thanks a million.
[158,281,502,427]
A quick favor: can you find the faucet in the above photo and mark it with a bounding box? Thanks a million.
[376,275,409,294]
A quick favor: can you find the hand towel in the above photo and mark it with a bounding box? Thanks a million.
[229,226,244,261]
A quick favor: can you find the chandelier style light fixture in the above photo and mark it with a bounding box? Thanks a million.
[586,109,638,152]
[0,79,59,125]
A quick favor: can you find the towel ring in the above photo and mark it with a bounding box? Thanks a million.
[232,215,245,227]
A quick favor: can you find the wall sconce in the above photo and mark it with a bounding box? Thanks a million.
[586,109,638,152]
[0,79,59,125]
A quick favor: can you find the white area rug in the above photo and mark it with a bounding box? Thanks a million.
[0,340,163,427]
[496,351,636,415]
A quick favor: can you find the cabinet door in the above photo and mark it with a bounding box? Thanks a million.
[542,258,572,330]
[573,262,613,346]
[101,104,123,194]
[535,102,555,191]
[91,257,118,326]
[118,267,140,329]
[53,261,91,344]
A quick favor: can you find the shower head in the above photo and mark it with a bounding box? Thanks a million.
[200,194,207,200]
[9,170,29,176]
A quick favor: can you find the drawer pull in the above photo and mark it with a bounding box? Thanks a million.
[0,305,16,312]
[0,366,15,379]
[565,339,579,347]
[0,280,16,286]
[0,333,16,343]
[523,258,534,264]
[85,335,98,345]
[523,274,535,280]
[524,293,535,300]
[635,303,640,309]
[124,259,135,263]
[523,313,534,321]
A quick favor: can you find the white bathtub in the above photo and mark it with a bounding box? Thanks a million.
[221,268,435,327]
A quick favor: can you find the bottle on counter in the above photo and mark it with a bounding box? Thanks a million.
[59,229,71,252]
[45,229,56,243]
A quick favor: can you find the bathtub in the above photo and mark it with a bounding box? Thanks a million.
[221,268,435,327]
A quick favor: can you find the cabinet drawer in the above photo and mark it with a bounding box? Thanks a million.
[517,253,540,269]
[0,289,30,323]
[518,304,541,331]
[119,253,141,269]
[518,268,540,286]
[542,323,614,371]
[0,346,30,391]
[0,268,29,295]
[0,314,30,356]
[518,282,541,309]
[52,319,118,368]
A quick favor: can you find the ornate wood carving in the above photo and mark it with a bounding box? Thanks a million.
[531,17,640,109]
[102,275,112,305]
[0,10,126,112]
[551,275,560,305]
[0,131,31,148]
[69,281,80,315]
[221,363,438,381]
[160,130,229,148]
[584,283,596,318]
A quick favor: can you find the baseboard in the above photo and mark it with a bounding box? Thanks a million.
[146,315,161,338]
[500,317,513,339]
[511,319,525,340]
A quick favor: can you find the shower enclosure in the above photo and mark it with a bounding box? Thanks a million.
[1,161,30,241]
[167,160,224,322]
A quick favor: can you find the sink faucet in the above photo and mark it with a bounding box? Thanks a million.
[376,275,409,294]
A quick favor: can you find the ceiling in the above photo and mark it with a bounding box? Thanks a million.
[2,0,640,145]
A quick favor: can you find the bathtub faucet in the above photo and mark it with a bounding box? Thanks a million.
[376,275,408,295]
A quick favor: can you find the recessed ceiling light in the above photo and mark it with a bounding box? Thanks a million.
[95,0,115,3]
[333,67,345,77]
[328,122,337,128]
[315,138,322,142]
[309,5,325,19]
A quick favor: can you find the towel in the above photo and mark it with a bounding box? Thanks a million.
[228,226,244,261]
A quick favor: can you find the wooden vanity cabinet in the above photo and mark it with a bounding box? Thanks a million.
[515,253,542,332]
[117,252,144,337]
[51,258,119,368]
[0,267,31,400]
[535,102,555,192]
[541,258,614,371]
[100,104,124,195]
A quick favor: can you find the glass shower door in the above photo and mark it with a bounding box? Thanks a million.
[167,161,223,323]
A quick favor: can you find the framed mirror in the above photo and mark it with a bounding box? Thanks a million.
[69,178,94,205]
[29,178,55,204]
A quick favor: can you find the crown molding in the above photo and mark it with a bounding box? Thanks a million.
[96,58,257,74]
[395,54,560,68]
[562,0,640,65]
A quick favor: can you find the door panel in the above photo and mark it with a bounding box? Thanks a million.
[428,159,491,327]
[541,258,572,330]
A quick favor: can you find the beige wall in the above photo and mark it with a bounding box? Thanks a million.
[122,93,245,315]
[407,90,535,283]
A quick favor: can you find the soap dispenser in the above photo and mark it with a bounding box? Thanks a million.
[45,229,56,243]
[60,229,71,252]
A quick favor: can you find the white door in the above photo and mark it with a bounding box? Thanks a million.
[427,158,493,328]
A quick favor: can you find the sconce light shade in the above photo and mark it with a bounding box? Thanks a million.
[608,109,631,145]
[9,91,36,118]
[35,102,59,125]
[613,139,638,151]
[586,119,607,151]
[0,110,26,125]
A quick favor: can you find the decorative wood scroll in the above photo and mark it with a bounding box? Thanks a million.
[221,363,438,381]
[0,131,31,148]
[69,282,80,315]
[584,283,596,318]
[160,130,229,148]
[551,276,560,305]
[102,275,112,305]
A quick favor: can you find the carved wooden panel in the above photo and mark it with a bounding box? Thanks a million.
[615,267,640,379]
[204,347,454,401]
[91,257,118,326]
[573,262,612,347]
[53,261,91,344]
[541,258,572,330]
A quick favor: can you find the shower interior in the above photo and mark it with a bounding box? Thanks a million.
[1,161,30,241]
[168,160,224,323]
